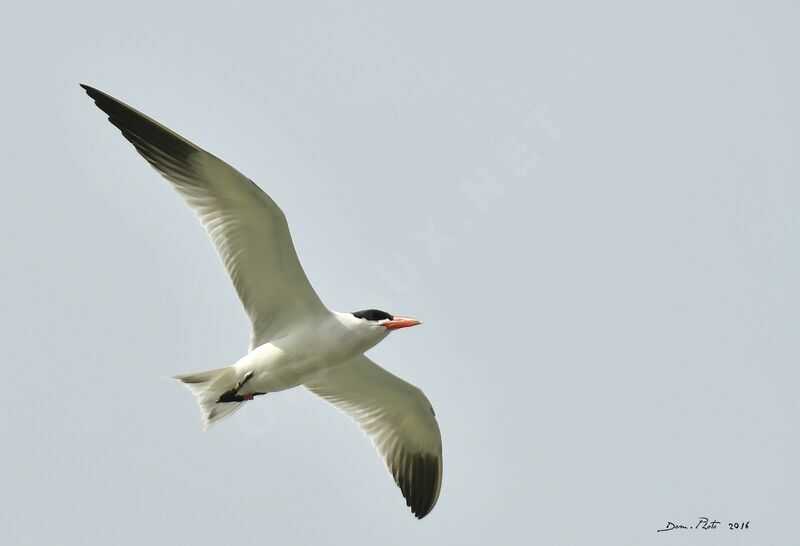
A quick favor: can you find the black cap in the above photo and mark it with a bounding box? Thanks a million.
[351,309,393,321]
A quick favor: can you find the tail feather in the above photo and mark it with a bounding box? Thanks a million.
[172,366,243,430]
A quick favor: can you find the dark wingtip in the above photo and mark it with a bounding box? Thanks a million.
[80,84,112,106]
[80,84,110,108]
[398,452,441,520]
[78,84,198,167]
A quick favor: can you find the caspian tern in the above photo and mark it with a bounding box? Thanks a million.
[81,85,442,519]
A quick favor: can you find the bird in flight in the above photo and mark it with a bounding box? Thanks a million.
[81,85,442,519]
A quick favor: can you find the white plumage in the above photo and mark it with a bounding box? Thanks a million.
[81,84,442,519]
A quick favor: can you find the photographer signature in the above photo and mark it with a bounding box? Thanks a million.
[657,517,750,532]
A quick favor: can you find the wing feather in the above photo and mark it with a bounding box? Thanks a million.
[81,85,326,346]
[305,355,443,518]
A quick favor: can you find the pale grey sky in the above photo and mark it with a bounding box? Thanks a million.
[2,2,798,545]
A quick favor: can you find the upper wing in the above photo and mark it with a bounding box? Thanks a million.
[305,355,443,518]
[81,85,327,347]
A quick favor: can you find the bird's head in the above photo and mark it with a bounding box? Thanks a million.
[333,309,421,356]
[351,309,422,332]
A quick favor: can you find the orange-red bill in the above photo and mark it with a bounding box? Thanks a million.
[384,316,422,330]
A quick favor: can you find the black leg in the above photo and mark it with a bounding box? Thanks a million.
[217,371,256,403]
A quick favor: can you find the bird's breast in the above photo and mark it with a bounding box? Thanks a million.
[234,326,362,393]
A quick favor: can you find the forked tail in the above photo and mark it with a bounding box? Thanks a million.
[172,366,244,430]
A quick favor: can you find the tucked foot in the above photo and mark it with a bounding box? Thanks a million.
[217,390,245,403]
[217,372,257,403]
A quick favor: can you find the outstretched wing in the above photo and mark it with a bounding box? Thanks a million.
[305,355,443,518]
[81,85,327,347]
